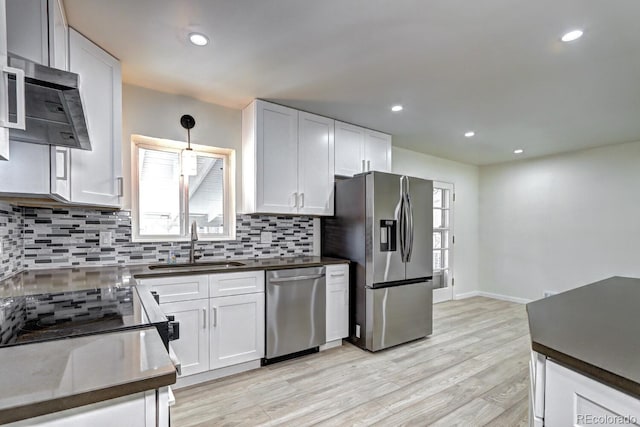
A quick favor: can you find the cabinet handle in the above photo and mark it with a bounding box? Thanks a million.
[361,160,365,172]
[330,273,345,278]
[202,308,206,329]
[116,177,124,197]
[292,192,298,208]
[212,307,218,327]
[56,149,68,180]
[300,193,304,208]
[1,66,25,130]
[367,160,371,171]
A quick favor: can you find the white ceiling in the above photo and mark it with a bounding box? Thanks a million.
[64,0,640,165]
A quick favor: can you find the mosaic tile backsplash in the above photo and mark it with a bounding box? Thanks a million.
[19,208,314,269]
[0,202,23,280]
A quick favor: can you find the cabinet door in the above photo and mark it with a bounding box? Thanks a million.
[69,28,122,207]
[364,130,392,173]
[334,121,365,177]
[256,100,298,214]
[298,111,335,215]
[0,141,49,194]
[161,299,209,377]
[47,0,67,70]
[210,293,265,369]
[49,146,70,200]
[545,360,640,427]
[326,264,349,342]
[6,0,48,65]
[0,0,7,159]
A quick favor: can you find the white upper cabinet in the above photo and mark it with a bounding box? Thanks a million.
[47,0,67,70]
[335,121,365,177]
[364,129,392,173]
[251,100,298,214]
[0,0,68,194]
[243,100,335,216]
[68,28,122,207]
[5,0,66,68]
[335,121,392,177]
[0,0,10,160]
[5,0,48,64]
[298,111,335,215]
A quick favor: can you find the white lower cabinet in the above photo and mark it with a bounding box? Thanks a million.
[325,264,349,342]
[142,271,265,383]
[544,360,640,427]
[160,299,209,377]
[210,292,265,369]
[6,390,161,427]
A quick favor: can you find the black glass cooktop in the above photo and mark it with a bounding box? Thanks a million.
[0,286,154,348]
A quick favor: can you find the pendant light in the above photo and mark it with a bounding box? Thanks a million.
[180,114,197,176]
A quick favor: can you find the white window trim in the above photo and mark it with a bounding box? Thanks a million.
[130,134,236,243]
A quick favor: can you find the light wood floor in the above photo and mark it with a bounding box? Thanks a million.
[173,297,531,426]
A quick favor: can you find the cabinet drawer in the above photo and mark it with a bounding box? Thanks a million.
[210,271,265,297]
[137,275,209,303]
[325,264,349,286]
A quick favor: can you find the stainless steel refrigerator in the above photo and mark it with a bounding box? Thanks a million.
[322,171,433,351]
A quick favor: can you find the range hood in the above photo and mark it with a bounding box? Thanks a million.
[7,55,91,150]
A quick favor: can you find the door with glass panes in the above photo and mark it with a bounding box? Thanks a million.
[433,182,454,302]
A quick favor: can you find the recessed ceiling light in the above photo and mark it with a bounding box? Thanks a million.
[189,32,209,46]
[464,131,475,138]
[561,29,583,42]
[513,149,524,154]
[391,105,403,112]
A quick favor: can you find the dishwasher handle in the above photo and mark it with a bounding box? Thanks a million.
[269,274,325,283]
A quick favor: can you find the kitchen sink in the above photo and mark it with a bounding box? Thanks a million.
[148,261,246,270]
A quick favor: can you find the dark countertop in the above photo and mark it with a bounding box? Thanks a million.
[0,327,176,425]
[131,255,349,280]
[0,256,349,298]
[526,276,640,398]
[0,255,348,422]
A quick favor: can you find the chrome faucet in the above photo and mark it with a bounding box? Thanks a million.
[189,221,198,263]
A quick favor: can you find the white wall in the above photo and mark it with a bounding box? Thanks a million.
[479,140,640,301]
[122,84,242,210]
[392,146,480,298]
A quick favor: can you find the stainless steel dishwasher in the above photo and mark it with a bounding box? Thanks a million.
[265,266,326,362]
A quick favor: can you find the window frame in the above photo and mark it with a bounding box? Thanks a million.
[130,134,236,243]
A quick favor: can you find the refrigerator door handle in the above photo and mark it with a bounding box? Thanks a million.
[405,193,414,262]
[398,194,406,262]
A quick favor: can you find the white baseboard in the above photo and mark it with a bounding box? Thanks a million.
[454,290,531,304]
[454,291,480,300]
[478,291,531,304]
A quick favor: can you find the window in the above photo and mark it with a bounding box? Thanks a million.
[131,135,235,242]
[433,183,453,290]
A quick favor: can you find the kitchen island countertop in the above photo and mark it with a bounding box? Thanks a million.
[0,327,176,425]
[527,276,640,398]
